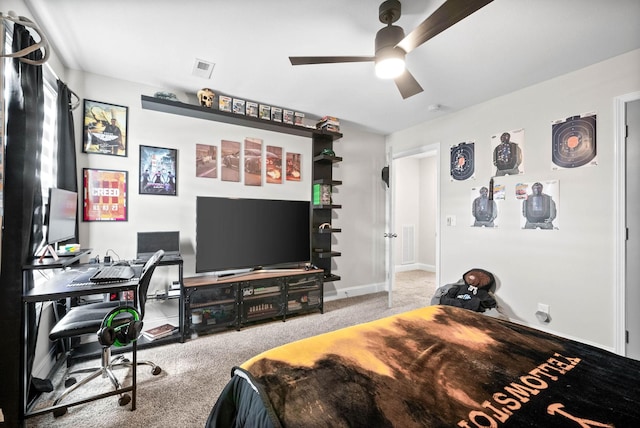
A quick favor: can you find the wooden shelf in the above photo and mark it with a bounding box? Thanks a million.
[141,95,343,140]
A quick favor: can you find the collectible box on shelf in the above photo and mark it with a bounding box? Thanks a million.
[294,111,305,126]
[246,101,259,118]
[283,109,294,125]
[259,104,271,120]
[232,98,246,115]
[219,95,232,112]
[271,107,283,122]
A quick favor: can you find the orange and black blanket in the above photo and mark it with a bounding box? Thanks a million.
[206,305,640,427]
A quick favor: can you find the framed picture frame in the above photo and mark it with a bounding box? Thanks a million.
[82,168,128,221]
[139,145,178,195]
[82,99,128,156]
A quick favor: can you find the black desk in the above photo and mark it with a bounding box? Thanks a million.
[21,263,140,419]
[143,255,185,343]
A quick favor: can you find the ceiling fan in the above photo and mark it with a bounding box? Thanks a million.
[289,0,494,99]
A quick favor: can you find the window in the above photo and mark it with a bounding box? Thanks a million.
[2,21,59,228]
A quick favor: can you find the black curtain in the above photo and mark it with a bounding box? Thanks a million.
[0,23,44,425]
[56,80,78,238]
[56,81,77,191]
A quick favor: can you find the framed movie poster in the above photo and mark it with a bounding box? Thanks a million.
[139,145,178,195]
[82,168,128,221]
[82,99,128,156]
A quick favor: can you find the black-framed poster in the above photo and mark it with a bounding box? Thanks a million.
[139,145,178,195]
[82,99,128,156]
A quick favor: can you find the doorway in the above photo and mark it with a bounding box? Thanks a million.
[386,144,440,308]
[615,92,640,359]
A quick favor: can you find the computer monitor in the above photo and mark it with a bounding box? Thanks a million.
[136,231,180,260]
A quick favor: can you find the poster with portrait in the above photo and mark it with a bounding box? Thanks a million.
[491,128,525,177]
[139,145,177,195]
[82,99,128,156]
[82,168,128,221]
[470,184,499,228]
[266,145,283,184]
[196,144,217,178]
[551,113,597,170]
[286,152,301,181]
[221,140,241,182]
[517,180,560,230]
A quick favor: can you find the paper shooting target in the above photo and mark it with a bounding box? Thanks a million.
[450,142,475,181]
[552,114,597,168]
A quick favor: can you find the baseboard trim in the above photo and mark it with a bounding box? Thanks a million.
[395,263,435,273]
[324,282,386,302]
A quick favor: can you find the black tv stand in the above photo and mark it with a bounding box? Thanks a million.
[184,269,324,335]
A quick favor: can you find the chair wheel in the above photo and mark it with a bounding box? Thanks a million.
[53,406,68,418]
[118,394,131,406]
[151,366,162,375]
[64,377,77,388]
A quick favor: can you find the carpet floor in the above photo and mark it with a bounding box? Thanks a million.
[26,270,436,428]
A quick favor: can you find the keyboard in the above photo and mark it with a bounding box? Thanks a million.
[89,265,136,283]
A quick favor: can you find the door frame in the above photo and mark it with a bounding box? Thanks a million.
[385,143,441,307]
[614,91,640,355]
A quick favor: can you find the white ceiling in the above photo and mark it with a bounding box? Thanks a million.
[22,0,640,135]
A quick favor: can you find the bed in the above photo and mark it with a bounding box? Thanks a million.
[206,304,640,427]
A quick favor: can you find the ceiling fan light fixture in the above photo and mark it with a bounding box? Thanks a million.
[375,56,405,79]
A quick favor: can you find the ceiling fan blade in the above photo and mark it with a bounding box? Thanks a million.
[397,0,494,54]
[289,56,375,65]
[394,69,423,99]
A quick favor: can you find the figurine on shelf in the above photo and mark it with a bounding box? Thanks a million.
[197,88,215,108]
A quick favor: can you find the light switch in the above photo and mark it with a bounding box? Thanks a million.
[446,215,456,226]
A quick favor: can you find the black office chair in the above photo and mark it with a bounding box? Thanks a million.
[48,250,165,416]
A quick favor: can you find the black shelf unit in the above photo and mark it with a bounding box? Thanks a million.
[312,132,342,282]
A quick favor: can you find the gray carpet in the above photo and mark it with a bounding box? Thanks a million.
[26,271,436,428]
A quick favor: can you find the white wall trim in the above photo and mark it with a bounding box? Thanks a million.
[395,263,436,273]
[614,91,640,356]
[324,281,386,301]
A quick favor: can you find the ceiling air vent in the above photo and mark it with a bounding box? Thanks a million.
[192,59,215,79]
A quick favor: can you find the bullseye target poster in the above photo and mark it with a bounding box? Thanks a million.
[551,113,597,169]
[82,168,128,221]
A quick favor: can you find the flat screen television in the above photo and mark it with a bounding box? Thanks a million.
[46,188,78,245]
[196,197,310,273]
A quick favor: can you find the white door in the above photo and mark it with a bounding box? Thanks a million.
[385,148,397,308]
[626,98,640,360]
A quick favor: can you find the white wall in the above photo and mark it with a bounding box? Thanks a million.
[63,71,387,295]
[387,49,640,350]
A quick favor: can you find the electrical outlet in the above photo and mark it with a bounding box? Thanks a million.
[446,215,456,226]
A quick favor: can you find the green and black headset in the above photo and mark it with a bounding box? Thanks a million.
[97,306,143,347]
